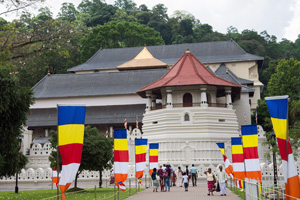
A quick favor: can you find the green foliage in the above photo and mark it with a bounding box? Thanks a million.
[80,21,164,62]
[0,66,33,177]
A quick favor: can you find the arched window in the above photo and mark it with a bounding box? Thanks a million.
[183,93,193,107]
[184,113,190,121]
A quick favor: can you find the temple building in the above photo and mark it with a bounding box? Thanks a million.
[23,40,264,171]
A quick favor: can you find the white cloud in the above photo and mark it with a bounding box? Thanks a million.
[1,0,298,42]
[283,0,300,41]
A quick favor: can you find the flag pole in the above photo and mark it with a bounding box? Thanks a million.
[56,105,59,200]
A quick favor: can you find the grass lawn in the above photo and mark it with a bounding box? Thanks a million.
[228,186,245,199]
[0,187,142,200]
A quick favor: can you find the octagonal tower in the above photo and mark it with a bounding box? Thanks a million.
[137,49,241,168]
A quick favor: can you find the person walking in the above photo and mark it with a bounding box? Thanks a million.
[216,165,227,196]
[182,172,189,192]
[190,164,197,186]
[185,166,190,186]
[177,166,183,187]
[204,168,216,196]
[151,168,159,192]
[164,165,171,192]
[158,166,164,191]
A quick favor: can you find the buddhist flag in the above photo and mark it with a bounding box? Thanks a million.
[124,119,127,129]
[135,139,147,184]
[58,105,86,200]
[241,125,262,183]
[52,170,61,186]
[231,137,245,188]
[136,120,139,129]
[114,129,129,192]
[216,143,234,179]
[105,129,109,138]
[266,95,300,200]
[149,143,159,176]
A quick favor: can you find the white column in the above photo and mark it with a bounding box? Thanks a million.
[22,127,32,155]
[200,87,208,107]
[146,91,152,111]
[166,89,173,108]
[45,128,49,137]
[225,87,232,108]
[109,126,113,137]
[151,95,157,108]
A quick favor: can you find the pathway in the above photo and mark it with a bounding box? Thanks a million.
[126,183,241,200]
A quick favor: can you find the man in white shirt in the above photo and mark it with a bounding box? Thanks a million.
[216,165,227,196]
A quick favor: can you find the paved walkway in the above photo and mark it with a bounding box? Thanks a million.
[126,183,241,200]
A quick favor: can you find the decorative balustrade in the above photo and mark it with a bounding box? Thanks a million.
[150,102,227,110]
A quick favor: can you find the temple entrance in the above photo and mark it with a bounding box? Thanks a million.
[183,93,193,107]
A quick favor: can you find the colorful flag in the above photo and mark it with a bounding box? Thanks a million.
[243,112,246,124]
[135,139,147,184]
[266,95,300,200]
[124,119,127,129]
[231,137,245,188]
[52,170,61,186]
[105,129,109,138]
[136,120,139,129]
[149,143,159,176]
[241,125,262,183]
[58,105,86,200]
[216,143,234,179]
[114,129,129,192]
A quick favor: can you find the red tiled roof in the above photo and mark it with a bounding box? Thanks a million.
[137,51,240,94]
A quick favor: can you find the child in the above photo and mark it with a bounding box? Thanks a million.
[172,173,177,186]
[182,172,189,192]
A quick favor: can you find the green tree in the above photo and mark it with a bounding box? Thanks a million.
[80,21,164,62]
[58,3,79,22]
[256,58,300,160]
[0,66,33,178]
[77,0,117,27]
[49,126,114,189]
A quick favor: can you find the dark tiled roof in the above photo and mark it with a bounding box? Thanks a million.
[33,69,168,98]
[214,64,255,93]
[27,105,145,128]
[68,41,264,72]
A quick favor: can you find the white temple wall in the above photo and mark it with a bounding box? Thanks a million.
[30,94,147,109]
[233,93,252,126]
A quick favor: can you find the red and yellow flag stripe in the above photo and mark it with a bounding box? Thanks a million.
[114,129,128,192]
[135,139,147,182]
[149,143,159,176]
[58,105,86,200]
[216,143,234,179]
[266,96,300,200]
[231,137,245,188]
[241,125,262,183]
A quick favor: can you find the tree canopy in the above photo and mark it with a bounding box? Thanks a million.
[0,66,33,177]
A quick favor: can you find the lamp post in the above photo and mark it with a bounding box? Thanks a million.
[271,132,278,187]
[15,137,22,194]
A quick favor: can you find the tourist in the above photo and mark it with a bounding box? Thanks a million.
[190,164,197,186]
[177,166,183,187]
[158,166,164,191]
[164,165,171,192]
[216,165,227,196]
[162,164,166,170]
[110,169,114,185]
[151,168,159,192]
[185,166,190,185]
[170,165,173,187]
[204,168,216,196]
[182,172,189,192]
[172,172,177,186]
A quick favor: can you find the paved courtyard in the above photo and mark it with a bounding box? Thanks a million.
[127,183,241,200]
